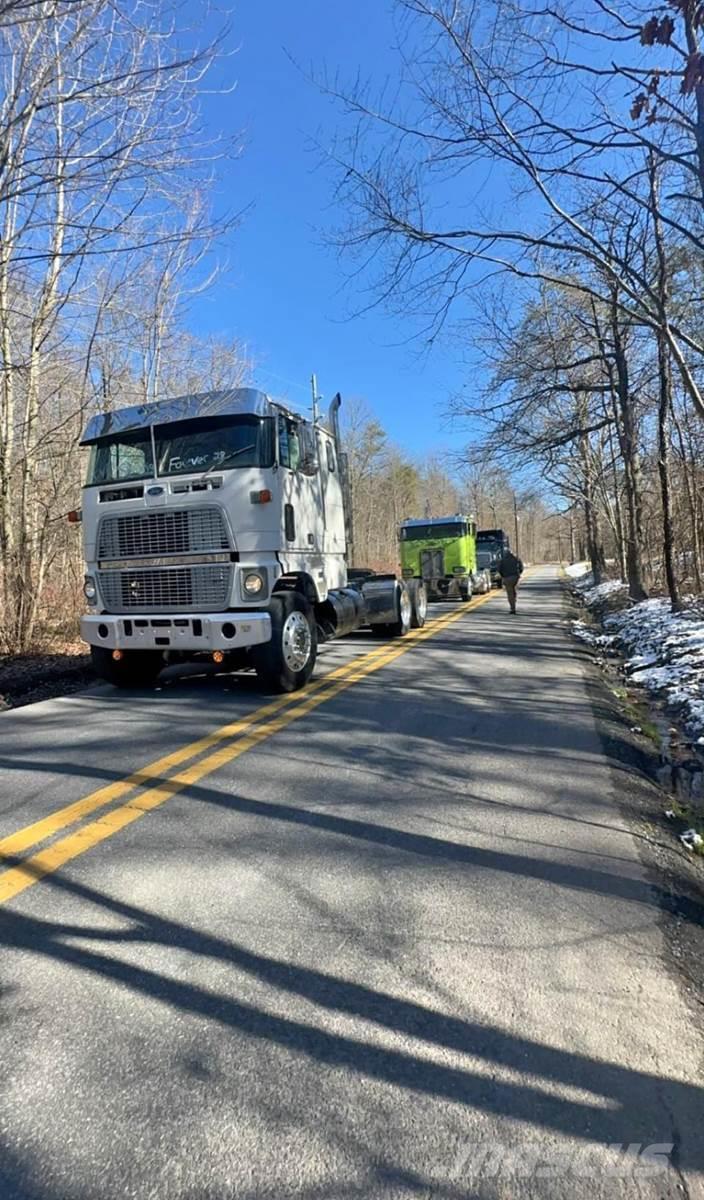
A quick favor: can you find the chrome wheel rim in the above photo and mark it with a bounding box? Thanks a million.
[416,586,428,622]
[400,588,412,628]
[282,610,312,672]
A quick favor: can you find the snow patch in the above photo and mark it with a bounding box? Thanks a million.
[583,579,629,605]
[569,574,704,744]
[680,828,703,852]
[568,572,629,607]
[564,561,590,578]
[570,620,613,650]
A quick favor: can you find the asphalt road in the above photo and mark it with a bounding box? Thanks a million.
[0,566,702,1200]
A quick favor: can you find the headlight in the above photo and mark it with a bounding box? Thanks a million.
[83,576,97,601]
[242,570,265,597]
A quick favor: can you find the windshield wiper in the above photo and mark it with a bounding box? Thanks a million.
[199,444,256,478]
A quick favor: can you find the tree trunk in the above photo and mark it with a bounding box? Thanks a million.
[669,408,701,591]
[578,421,606,583]
[609,293,648,601]
[605,418,627,581]
[650,153,682,612]
[655,328,682,612]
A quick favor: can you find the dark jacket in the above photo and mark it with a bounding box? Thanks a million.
[498,551,523,579]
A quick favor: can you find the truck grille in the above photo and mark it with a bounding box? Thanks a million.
[420,548,445,579]
[97,507,230,560]
[98,564,232,612]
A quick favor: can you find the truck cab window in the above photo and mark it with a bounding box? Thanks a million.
[298,422,318,474]
[289,429,301,471]
[401,521,466,541]
[279,417,298,469]
[278,417,315,473]
[87,431,153,485]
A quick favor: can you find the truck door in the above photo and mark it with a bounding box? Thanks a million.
[318,432,346,558]
[277,415,326,584]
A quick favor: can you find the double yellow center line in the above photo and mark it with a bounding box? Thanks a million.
[0,590,497,905]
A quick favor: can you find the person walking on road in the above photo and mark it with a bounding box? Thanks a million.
[498,549,524,614]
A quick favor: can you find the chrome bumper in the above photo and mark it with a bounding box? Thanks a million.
[81,611,272,653]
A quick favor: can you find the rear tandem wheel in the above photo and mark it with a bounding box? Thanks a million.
[370,582,413,638]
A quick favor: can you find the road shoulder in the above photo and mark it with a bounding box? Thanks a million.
[563,588,704,1021]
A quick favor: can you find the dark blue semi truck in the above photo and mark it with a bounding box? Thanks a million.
[476,528,510,587]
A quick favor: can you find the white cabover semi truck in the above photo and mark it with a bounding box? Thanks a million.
[78,388,427,692]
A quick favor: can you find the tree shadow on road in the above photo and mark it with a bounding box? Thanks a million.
[0,847,702,1177]
[0,574,702,1193]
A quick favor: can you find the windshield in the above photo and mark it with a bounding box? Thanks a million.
[86,415,275,486]
[401,522,467,541]
[477,530,504,544]
[86,428,153,485]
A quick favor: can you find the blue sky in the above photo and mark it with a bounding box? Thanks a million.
[191,0,469,456]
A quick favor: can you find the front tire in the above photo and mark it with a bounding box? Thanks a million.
[90,645,163,688]
[459,577,473,602]
[252,591,317,692]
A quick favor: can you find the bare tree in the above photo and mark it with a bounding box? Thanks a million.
[321,0,704,603]
[0,0,240,650]
[323,0,704,420]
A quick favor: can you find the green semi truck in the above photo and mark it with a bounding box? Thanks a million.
[399,515,491,601]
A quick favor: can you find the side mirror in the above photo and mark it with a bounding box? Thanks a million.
[298,454,318,477]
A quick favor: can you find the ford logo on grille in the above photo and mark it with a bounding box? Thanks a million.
[146,486,164,496]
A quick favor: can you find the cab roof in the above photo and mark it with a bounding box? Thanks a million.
[80,388,312,445]
[399,514,473,527]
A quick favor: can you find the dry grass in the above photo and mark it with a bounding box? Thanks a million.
[0,573,91,709]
